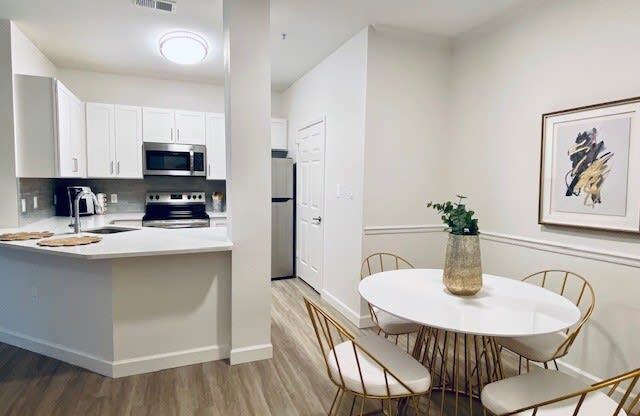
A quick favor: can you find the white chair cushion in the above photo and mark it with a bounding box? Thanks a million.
[327,334,431,396]
[374,307,420,335]
[481,370,626,416]
[496,331,568,362]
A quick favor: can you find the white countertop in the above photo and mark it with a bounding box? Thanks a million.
[0,213,232,260]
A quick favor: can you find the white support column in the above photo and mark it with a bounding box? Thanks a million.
[223,0,273,365]
[0,20,20,228]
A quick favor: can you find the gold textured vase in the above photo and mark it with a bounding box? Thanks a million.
[443,234,483,296]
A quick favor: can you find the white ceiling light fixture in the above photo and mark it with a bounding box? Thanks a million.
[159,31,208,65]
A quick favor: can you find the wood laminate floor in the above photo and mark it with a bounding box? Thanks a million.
[0,278,481,416]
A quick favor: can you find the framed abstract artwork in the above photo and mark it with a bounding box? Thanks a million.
[539,97,640,233]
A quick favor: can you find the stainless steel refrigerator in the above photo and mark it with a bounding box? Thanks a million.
[272,157,294,279]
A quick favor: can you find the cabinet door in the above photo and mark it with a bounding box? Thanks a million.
[142,107,174,143]
[86,103,115,178]
[70,95,87,177]
[271,118,288,150]
[175,110,206,145]
[205,113,226,180]
[114,105,143,178]
[56,82,85,177]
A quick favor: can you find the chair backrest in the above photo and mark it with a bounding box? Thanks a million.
[361,252,414,280]
[303,297,417,397]
[503,368,640,416]
[522,270,595,358]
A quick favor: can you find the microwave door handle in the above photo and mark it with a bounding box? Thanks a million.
[189,150,195,176]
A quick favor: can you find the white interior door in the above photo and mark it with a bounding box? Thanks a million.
[296,119,325,292]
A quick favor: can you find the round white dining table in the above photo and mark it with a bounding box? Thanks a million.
[359,268,582,416]
[359,268,581,337]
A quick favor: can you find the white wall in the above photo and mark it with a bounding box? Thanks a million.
[283,28,369,325]
[58,68,285,117]
[0,20,20,228]
[362,27,451,275]
[450,0,640,380]
[10,23,57,78]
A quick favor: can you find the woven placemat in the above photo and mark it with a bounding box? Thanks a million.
[37,236,102,247]
[0,231,54,241]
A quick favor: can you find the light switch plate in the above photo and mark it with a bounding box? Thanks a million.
[110,194,118,203]
[21,199,26,213]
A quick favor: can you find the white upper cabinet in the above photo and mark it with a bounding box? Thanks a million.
[206,113,226,180]
[86,103,142,179]
[175,110,206,145]
[114,105,143,178]
[86,103,115,178]
[271,118,288,150]
[57,82,86,178]
[142,107,174,143]
[14,75,87,178]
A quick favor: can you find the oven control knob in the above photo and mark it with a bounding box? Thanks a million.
[187,195,192,200]
[198,195,202,199]
[149,195,153,200]
[155,195,160,200]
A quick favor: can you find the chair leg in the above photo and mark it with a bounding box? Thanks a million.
[358,395,366,416]
[349,395,356,416]
[526,359,530,372]
[543,361,549,369]
[328,388,341,415]
[553,360,559,370]
[518,355,522,375]
[331,389,346,416]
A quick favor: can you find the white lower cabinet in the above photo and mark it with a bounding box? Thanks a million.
[86,103,142,178]
[206,113,226,180]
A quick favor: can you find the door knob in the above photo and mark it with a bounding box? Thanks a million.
[312,216,322,224]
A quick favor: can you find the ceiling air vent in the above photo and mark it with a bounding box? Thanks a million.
[134,0,176,13]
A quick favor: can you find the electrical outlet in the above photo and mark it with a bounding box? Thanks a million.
[33,196,38,209]
[21,199,26,213]
[110,194,118,203]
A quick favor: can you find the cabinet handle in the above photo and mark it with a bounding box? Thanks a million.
[72,158,78,173]
[117,161,121,175]
[208,163,211,177]
[110,161,114,175]
[171,128,174,141]
[177,129,180,142]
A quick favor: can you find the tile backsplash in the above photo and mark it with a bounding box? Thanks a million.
[18,178,56,225]
[19,177,226,222]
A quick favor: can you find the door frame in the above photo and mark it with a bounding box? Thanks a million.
[295,116,327,293]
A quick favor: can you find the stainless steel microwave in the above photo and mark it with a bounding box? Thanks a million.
[143,143,206,177]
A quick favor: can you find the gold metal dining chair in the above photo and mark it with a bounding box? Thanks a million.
[304,297,432,416]
[481,367,639,415]
[361,253,421,351]
[496,270,595,373]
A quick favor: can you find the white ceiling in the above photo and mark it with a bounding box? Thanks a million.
[0,0,528,91]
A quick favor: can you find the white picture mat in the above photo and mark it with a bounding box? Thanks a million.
[541,102,640,232]
[550,113,631,216]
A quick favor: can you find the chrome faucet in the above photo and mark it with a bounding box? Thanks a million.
[70,190,98,234]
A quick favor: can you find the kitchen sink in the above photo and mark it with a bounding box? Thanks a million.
[86,226,138,235]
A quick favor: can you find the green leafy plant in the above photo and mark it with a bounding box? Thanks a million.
[427,195,479,236]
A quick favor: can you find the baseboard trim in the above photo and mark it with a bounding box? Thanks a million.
[0,327,113,377]
[364,224,444,235]
[0,327,231,378]
[322,289,372,328]
[230,343,273,365]
[112,344,230,378]
[480,231,640,268]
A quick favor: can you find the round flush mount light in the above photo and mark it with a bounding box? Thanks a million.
[159,31,208,65]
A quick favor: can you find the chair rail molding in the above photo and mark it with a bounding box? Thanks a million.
[362,224,640,268]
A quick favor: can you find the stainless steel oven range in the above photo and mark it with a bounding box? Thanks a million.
[142,192,210,229]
